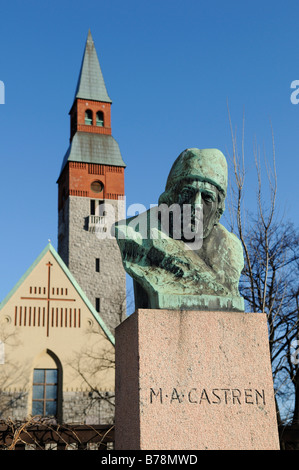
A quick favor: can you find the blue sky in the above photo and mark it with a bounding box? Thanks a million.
[1,0,299,304]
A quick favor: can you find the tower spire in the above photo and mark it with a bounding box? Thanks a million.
[74,30,112,103]
[58,31,126,334]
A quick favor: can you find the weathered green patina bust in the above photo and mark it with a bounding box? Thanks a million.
[114,148,244,311]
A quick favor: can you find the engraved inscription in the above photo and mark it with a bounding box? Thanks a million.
[149,387,266,406]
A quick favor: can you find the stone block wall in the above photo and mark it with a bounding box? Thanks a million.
[63,391,114,425]
[0,390,115,425]
[0,391,28,421]
[58,195,126,333]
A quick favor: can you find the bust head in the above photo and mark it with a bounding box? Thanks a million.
[158,148,228,239]
[114,147,244,311]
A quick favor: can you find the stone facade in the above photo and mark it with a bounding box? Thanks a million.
[58,196,126,334]
[0,244,116,426]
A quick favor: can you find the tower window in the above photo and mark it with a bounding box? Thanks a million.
[90,199,96,215]
[95,298,100,312]
[95,258,100,273]
[90,199,106,216]
[90,180,104,193]
[85,109,93,125]
[32,369,58,417]
[96,111,104,127]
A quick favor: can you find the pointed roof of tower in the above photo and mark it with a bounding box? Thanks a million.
[74,30,112,103]
[59,132,126,174]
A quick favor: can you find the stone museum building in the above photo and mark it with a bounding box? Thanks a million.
[0,30,126,424]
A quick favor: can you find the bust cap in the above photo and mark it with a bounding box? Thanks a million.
[165,148,228,196]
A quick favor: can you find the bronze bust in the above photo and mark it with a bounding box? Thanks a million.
[114,148,244,311]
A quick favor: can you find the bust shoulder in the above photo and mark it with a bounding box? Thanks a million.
[202,224,244,282]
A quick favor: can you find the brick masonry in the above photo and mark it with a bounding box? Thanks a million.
[69,98,112,141]
[58,162,125,212]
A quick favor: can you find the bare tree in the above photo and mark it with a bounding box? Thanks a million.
[226,107,299,425]
[0,324,28,419]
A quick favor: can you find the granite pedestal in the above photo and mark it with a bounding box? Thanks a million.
[115,309,280,450]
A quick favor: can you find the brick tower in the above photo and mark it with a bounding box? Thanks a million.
[57,30,126,333]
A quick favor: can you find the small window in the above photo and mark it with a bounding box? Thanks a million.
[95,258,100,273]
[90,199,96,215]
[90,180,104,193]
[95,298,100,312]
[91,199,107,216]
[85,109,93,125]
[32,369,58,417]
[96,111,104,127]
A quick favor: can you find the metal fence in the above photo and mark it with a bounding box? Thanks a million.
[0,422,114,450]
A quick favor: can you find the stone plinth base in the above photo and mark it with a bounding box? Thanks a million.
[115,309,280,450]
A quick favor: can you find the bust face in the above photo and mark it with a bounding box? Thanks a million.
[176,178,219,240]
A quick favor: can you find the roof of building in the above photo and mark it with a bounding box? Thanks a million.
[59,132,126,176]
[74,30,112,103]
[0,243,115,345]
